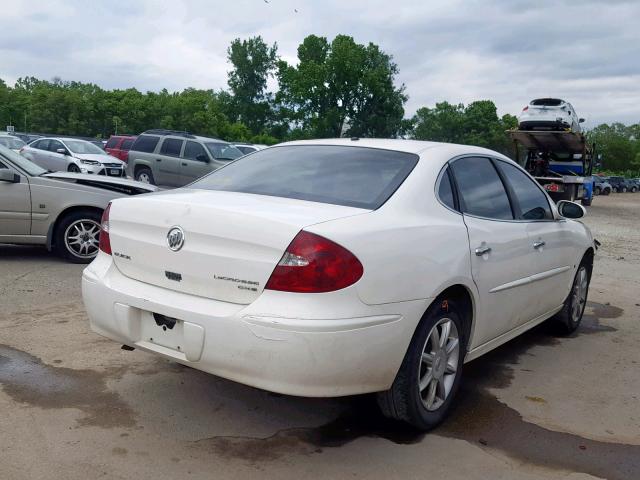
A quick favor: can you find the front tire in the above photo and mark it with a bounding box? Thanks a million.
[135,167,155,185]
[68,163,81,173]
[377,301,465,430]
[53,210,102,263]
[552,260,591,335]
[594,187,601,196]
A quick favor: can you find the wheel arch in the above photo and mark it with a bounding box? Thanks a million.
[46,205,104,250]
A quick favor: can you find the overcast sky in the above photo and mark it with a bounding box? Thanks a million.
[1,0,639,126]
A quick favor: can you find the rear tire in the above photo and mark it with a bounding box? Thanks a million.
[135,167,155,185]
[551,258,592,335]
[603,188,611,196]
[594,187,601,196]
[53,210,102,264]
[377,300,466,431]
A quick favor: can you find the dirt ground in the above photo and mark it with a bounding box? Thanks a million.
[1,193,639,480]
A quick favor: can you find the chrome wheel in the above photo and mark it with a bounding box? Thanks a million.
[137,172,151,183]
[64,219,100,259]
[571,266,588,324]
[418,317,460,411]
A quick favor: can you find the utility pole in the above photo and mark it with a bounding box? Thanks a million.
[115,117,118,135]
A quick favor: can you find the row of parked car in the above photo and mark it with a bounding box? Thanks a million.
[1,130,267,188]
[593,176,640,195]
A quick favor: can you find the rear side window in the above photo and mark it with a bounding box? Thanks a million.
[35,139,50,151]
[105,138,119,149]
[437,168,456,211]
[183,141,207,161]
[160,138,183,157]
[189,145,419,210]
[496,161,552,220]
[451,157,513,220]
[121,139,134,150]
[131,135,160,153]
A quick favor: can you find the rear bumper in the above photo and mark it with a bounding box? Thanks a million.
[519,120,569,131]
[82,253,427,397]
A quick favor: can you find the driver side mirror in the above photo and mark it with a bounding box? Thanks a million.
[557,200,586,219]
[0,169,20,183]
[196,153,209,163]
[56,148,69,155]
[578,118,585,123]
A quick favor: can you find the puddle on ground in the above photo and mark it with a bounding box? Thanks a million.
[197,302,638,479]
[0,344,135,428]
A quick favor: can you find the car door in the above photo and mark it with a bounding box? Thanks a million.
[450,156,534,346]
[0,158,31,236]
[47,139,70,172]
[26,139,51,169]
[495,160,578,318]
[180,141,214,185]
[155,138,183,186]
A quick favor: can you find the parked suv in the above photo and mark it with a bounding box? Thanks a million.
[127,130,243,187]
[627,179,639,192]
[518,98,584,133]
[593,177,612,195]
[105,135,137,163]
[608,176,631,193]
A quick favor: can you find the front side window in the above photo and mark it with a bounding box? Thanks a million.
[183,141,208,161]
[497,161,552,220]
[189,145,419,210]
[160,138,183,157]
[451,157,513,220]
[48,140,65,152]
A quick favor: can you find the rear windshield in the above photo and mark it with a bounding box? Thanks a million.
[189,145,419,209]
[531,98,563,106]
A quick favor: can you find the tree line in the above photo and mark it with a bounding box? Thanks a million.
[0,34,637,173]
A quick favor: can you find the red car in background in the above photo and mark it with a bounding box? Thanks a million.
[105,135,137,163]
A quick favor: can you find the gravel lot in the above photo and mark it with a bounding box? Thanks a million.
[1,194,639,480]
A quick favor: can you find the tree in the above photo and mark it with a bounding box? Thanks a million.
[587,123,638,172]
[277,34,406,138]
[226,36,278,136]
[412,100,517,155]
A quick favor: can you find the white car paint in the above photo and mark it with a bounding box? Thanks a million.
[21,137,126,176]
[518,98,584,133]
[82,138,594,399]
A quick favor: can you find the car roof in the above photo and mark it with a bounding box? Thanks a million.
[277,138,510,159]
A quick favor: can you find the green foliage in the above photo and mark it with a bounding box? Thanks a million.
[586,123,640,173]
[277,34,406,138]
[412,100,517,155]
[226,36,278,135]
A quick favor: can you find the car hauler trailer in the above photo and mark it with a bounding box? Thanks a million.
[508,129,595,206]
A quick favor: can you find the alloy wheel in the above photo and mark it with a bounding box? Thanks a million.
[571,266,589,324]
[64,219,101,259]
[137,172,150,183]
[418,317,460,411]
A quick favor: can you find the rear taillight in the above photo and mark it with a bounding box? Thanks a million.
[98,203,112,255]
[265,231,363,293]
[522,106,529,111]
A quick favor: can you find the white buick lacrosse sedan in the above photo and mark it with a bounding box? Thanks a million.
[82,138,595,430]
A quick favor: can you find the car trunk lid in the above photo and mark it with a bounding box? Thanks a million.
[108,190,368,304]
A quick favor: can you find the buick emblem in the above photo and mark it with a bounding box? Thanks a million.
[167,226,185,251]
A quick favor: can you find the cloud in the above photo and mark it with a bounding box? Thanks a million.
[0,0,638,126]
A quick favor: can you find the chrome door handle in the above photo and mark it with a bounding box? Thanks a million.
[533,241,546,249]
[475,246,492,256]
